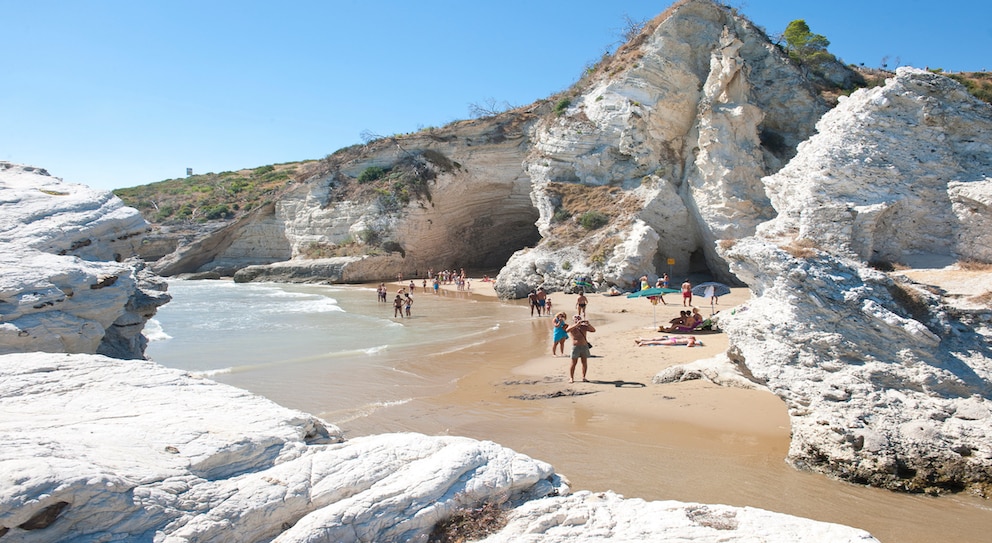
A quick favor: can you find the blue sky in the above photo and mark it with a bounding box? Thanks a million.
[3,1,989,191]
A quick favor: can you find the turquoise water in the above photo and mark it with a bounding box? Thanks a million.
[144,279,536,427]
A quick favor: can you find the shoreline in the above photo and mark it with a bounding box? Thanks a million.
[367,276,991,543]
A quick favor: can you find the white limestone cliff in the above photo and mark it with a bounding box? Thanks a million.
[0,163,170,359]
[147,0,835,294]
[659,68,992,496]
[758,68,992,264]
[495,0,829,296]
[0,352,877,542]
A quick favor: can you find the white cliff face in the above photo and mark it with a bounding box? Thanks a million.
[500,0,829,293]
[158,117,542,281]
[759,67,992,264]
[720,239,992,495]
[157,1,835,292]
[659,68,992,495]
[0,353,877,542]
[0,163,170,359]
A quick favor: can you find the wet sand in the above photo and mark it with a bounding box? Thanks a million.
[340,279,991,543]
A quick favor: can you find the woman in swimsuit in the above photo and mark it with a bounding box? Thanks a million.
[552,312,568,355]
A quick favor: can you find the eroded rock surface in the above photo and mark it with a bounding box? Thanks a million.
[660,68,992,496]
[0,162,170,358]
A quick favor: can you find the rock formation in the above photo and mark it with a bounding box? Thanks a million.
[660,68,992,496]
[0,162,170,359]
[146,0,848,297]
[0,352,878,542]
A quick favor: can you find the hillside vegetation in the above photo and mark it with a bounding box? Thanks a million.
[114,162,310,225]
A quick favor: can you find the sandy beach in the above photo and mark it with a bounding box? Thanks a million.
[441,279,783,434]
[360,274,991,543]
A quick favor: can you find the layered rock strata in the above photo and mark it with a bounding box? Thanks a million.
[498,0,830,297]
[0,163,169,359]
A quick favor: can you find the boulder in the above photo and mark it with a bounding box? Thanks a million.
[0,163,170,359]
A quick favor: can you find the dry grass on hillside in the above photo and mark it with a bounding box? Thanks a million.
[959,260,992,272]
[542,182,643,248]
[780,238,819,259]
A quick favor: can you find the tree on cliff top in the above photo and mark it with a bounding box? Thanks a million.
[782,19,835,68]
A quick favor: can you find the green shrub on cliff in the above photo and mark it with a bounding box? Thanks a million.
[579,210,609,230]
[358,166,387,184]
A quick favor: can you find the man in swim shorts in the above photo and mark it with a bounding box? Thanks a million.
[681,279,692,307]
[566,316,596,383]
[536,287,547,316]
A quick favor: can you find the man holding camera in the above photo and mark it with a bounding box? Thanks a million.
[566,316,596,383]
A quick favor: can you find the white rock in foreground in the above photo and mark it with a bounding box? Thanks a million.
[0,162,169,358]
[0,353,877,542]
[482,491,876,543]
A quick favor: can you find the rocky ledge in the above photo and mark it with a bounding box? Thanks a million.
[0,163,170,359]
[0,353,877,542]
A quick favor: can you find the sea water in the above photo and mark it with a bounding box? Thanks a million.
[144,279,535,429]
[145,279,992,543]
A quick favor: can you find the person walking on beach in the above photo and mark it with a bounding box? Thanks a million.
[566,315,596,383]
[576,290,588,319]
[393,294,404,318]
[681,279,692,307]
[528,289,539,316]
[404,293,413,317]
[552,312,568,356]
[536,287,547,316]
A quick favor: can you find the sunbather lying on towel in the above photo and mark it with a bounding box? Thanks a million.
[635,335,701,347]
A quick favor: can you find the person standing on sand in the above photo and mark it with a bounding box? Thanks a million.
[575,290,588,319]
[393,294,404,318]
[566,315,596,383]
[681,279,692,307]
[552,312,569,356]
